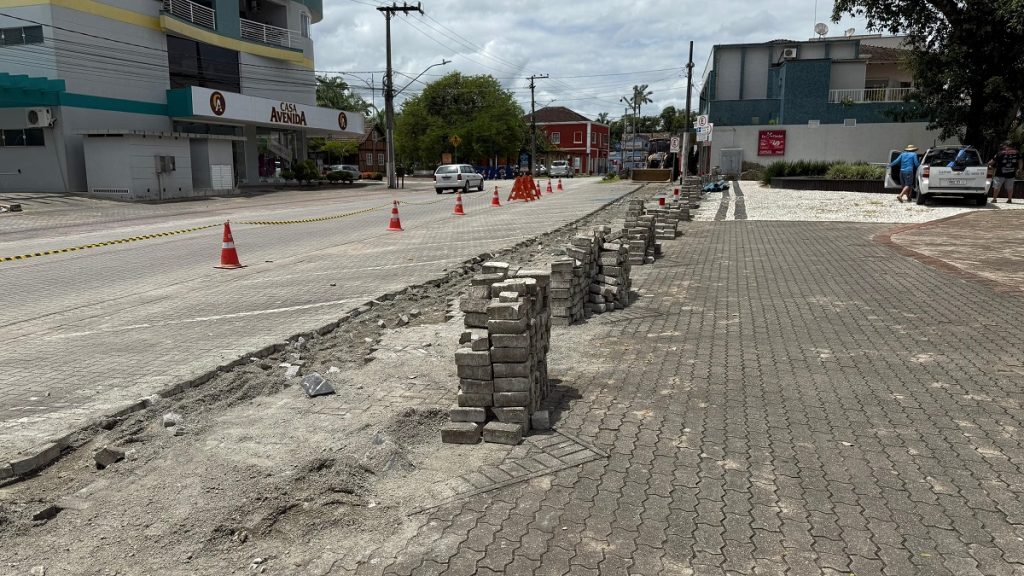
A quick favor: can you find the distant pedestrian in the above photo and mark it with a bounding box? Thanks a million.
[890,144,921,203]
[989,141,1021,203]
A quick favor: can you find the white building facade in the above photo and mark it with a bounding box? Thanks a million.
[0,0,363,199]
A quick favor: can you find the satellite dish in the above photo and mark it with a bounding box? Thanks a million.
[814,22,829,37]
[845,27,856,37]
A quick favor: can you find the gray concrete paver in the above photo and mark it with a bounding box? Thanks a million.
[360,217,1024,575]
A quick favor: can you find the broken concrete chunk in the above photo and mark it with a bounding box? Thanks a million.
[377,319,387,328]
[94,446,125,469]
[284,364,301,379]
[397,314,410,326]
[300,372,335,397]
[162,413,182,428]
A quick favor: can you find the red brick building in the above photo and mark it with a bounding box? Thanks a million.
[528,106,610,175]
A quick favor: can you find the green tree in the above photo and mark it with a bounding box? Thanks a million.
[630,84,654,121]
[395,72,526,166]
[833,0,1024,157]
[596,112,611,125]
[316,75,371,116]
[658,106,695,133]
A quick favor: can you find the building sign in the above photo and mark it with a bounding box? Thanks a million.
[758,130,786,156]
[210,91,226,116]
[178,86,364,135]
[270,102,307,126]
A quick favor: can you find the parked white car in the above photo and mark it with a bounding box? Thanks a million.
[885,146,991,206]
[434,164,484,194]
[549,160,574,178]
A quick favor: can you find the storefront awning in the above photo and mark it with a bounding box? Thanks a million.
[166,86,365,137]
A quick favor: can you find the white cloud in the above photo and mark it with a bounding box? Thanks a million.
[312,0,872,120]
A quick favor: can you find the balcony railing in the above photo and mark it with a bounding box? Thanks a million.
[829,87,913,104]
[161,0,216,30]
[240,18,303,49]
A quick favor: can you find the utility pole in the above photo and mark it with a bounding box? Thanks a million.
[528,73,548,175]
[377,1,422,189]
[682,40,694,180]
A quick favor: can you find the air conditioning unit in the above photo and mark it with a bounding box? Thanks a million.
[26,107,54,128]
[781,47,798,59]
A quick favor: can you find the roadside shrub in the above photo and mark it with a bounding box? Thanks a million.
[825,162,886,180]
[326,171,343,183]
[760,160,836,185]
[293,160,321,183]
[361,171,385,180]
[280,170,295,182]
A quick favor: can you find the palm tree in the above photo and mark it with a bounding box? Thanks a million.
[596,112,610,125]
[630,84,654,121]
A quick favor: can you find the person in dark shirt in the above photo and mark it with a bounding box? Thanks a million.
[989,141,1021,203]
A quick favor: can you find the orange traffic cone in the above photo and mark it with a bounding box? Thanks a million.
[453,191,466,215]
[491,186,502,207]
[546,180,553,194]
[387,200,403,231]
[557,179,564,191]
[214,221,244,269]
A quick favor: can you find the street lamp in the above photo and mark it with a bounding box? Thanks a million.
[386,59,450,189]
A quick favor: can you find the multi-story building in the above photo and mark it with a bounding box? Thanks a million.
[529,106,610,175]
[0,0,363,198]
[700,34,954,170]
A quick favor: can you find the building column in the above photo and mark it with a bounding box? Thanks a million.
[243,124,259,184]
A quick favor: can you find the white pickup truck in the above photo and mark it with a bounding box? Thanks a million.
[885,146,991,206]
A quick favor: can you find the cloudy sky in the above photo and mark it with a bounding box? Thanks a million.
[313,0,875,121]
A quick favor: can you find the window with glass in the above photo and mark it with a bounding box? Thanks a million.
[167,35,240,93]
[366,152,373,166]
[300,13,311,38]
[378,153,385,166]
[550,132,560,145]
[0,26,43,47]
[1,128,44,147]
[574,131,583,144]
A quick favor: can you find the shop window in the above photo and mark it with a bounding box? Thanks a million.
[167,35,240,93]
[1,128,43,147]
[0,26,43,47]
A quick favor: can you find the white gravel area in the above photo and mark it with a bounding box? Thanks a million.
[693,180,1024,223]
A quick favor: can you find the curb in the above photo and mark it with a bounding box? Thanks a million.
[2,183,650,483]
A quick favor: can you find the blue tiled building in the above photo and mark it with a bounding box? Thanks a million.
[702,35,924,127]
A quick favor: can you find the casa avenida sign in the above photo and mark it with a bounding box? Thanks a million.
[175,86,363,135]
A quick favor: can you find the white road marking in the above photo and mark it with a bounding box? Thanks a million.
[46,298,355,339]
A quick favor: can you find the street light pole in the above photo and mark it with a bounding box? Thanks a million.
[377,2,423,190]
[528,74,548,175]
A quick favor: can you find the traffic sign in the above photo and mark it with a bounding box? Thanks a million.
[695,123,714,142]
[670,136,680,153]
[695,114,709,128]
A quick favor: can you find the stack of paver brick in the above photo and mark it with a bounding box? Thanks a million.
[623,199,658,265]
[591,227,631,313]
[441,263,552,446]
[650,208,680,240]
[549,258,584,326]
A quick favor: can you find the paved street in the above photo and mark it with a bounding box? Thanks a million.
[345,212,1024,576]
[0,178,633,470]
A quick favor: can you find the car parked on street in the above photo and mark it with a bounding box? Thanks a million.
[549,160,574,178]
[884,146,991,205]
[434,164,484,194]
[326,164,360,184]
